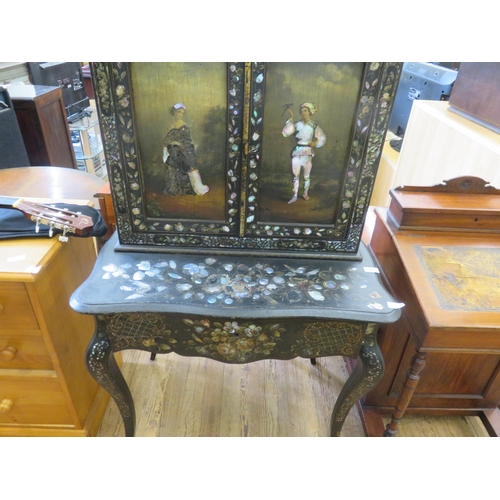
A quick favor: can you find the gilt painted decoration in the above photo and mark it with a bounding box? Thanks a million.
[92,62,401,257]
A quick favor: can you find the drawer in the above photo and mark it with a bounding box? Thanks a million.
[0,283,39,331]
[0,372,73,425]
[0,336,52,370]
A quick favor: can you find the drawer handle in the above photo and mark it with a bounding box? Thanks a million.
[0,399,13,414]
[0,346,17,362]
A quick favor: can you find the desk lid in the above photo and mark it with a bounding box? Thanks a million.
[377,208,500,327]
[71,232,401,323]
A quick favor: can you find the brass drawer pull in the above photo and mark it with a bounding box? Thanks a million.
[0,399,13,414]
[0,346,17,362]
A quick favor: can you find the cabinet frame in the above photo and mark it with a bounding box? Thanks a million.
[92,62,401,257]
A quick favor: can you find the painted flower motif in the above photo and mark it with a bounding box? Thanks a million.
[217,343,236,357]
[236,338,255,352]
[370,62,380,71]
[116,85,126,97]
[182,320,281,361]
[119,97,129,108]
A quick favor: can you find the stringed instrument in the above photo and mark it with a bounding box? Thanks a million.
[0,196,95,242]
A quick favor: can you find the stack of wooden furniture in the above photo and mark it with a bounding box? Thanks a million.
[357,176,500,436]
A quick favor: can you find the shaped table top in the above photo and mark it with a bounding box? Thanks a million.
[71,232,402,323]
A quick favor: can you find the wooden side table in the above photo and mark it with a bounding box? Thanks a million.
[71,232,402,437]
[358,178,500,437]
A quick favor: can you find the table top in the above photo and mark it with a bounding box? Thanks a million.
[71,232,402,322]
[0,166,105,202]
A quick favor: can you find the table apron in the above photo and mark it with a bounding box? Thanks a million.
[95,313,377,363]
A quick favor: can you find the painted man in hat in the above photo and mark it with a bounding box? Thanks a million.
[282,102,326,204]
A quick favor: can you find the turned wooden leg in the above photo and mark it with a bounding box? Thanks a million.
[384,350,427,437]
[85,316,136,437]
[330,324,384,437]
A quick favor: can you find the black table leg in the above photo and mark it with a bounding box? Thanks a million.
[330,324,384,436]
[85,318,136,437]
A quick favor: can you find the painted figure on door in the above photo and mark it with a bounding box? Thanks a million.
[163,103,209,197]
[282,102,326,204]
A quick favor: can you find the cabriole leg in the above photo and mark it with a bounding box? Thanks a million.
[330,323,384,437]
[85,316,136,437]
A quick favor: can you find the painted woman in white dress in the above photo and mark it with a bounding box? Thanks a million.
[282,102,326,204]
[163,103,209,196]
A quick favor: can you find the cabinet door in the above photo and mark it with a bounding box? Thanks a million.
[94,62,401,257]
[363,320,500,411]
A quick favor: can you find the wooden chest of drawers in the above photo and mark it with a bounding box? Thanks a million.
[0,235,110,436]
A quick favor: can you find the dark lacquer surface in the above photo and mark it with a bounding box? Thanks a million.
[71,232,401,323]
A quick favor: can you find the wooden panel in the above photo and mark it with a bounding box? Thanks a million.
[0,335,52,370]
[449,62,500,130]
[368,213,430,346]
[414,352,500,396]
[392,100,500,190]
[37,96,77,168]
[0,283,39,331]
[0,373,73,425]
[388,342,500,410]
[94,183,116,241]
[29,237,99,428]
[9,85,77,169]
[0,236,59,279]
[365,320,500,412]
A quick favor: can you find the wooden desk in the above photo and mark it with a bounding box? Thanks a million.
[359,207,500,437]
[0,166,109,436]
[71,232,401,437]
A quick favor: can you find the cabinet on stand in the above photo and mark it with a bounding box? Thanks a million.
[72,62,403,437]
